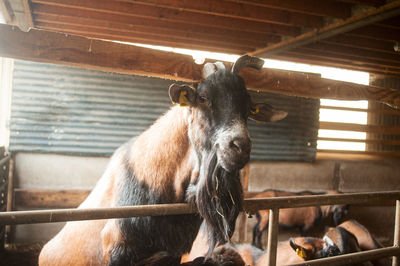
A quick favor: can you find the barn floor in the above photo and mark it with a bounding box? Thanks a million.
[0,243,42,266]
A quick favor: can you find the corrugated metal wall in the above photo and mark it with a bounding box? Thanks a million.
[9,60,319,161]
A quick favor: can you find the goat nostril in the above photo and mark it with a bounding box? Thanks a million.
[230,139,242,153]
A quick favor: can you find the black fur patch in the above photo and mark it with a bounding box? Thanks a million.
[108,155,202,265]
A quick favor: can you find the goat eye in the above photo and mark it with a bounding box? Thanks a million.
[199,96,209,105]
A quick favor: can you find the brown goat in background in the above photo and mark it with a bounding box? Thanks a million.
[252,189,349,249]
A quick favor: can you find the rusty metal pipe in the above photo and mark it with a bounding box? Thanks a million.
[266,208,279,266]
[393,200,400,266]
[0,191,399,225]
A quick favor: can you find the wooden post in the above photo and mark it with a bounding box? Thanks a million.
[393,200,400,266]
[266,208,279,266]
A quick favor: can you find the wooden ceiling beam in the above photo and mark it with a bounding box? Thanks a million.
[349,24,400,41]
[32,4,281,44]
[303,42,400,65]
[377,16,400,28]
[36,24,247,54]
[290,47,400,71]
[285,48,400,71]
[33,11,280,46]
[35,22,254,54]
[1,24,399,109]
[240,67,400,109]
[34,18,266,50]
[323,34,397,53]
[225,0,352,18]
[250,0,400,57]
[273,53,400,77]
[334,0,386,7]
[31,0,301,37]
[117,0,323,28]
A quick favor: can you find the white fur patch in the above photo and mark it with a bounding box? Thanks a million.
[215,120,250,147]
[323,235,335,247]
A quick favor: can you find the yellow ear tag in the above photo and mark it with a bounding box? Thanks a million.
[296,248,306,259]
[251,107,259,115]
[178,90,190,107]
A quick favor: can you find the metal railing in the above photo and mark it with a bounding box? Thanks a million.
[0,190,399,265]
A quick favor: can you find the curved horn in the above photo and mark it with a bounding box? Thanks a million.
[202,62,226,79]
[232,54,264,74]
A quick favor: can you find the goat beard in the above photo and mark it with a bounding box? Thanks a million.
[196,150,243,258]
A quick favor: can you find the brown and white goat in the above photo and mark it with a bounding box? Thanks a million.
[324,224,375,266]
[38,55,287,265]
[252,189,349,249]
[208,237,340,266]
[185,223,340,266]
[137,244,245,266]
[338,220,391,266]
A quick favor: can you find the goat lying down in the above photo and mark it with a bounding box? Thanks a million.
[186,217,387,266]
[252,189,349,249]
[38,55,287,265]
[185,221,341,266]
[332,220,391,266]
[198,236,341,266]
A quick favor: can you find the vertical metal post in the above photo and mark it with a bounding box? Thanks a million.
[267,208,279,266]
[393,200,400,266]
[5,157,14,245]
[238,164,249,243]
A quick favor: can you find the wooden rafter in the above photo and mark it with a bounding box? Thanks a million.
[335,0,386,7]
[227,0,352,18]
[31,0,301,37]
[0,24,399,109]
[33,11,281,46]
[250,0,400,57]
[273,52,400,77]
[32,4,281,43]
[117,0,324,28]
[322,34,397,53]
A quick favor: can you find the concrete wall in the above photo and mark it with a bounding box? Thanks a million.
[249,156,400,192]
[11,153,109,244]
[10,152,400,247]
[14,153,109,190]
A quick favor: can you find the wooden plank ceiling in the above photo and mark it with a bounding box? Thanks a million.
[1,0,400,78]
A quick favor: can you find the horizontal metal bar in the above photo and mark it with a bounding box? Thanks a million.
[0,203,197,225]
[288,246,400,266]
[0,191,399,225]
[0,154,11,167]
[244,191,400,213]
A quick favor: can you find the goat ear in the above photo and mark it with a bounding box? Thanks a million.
[289,238,309,260]
[168,84,197,107]
[249,103,288,123]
